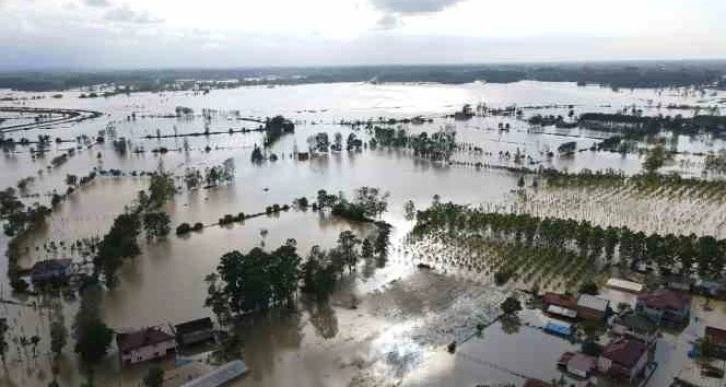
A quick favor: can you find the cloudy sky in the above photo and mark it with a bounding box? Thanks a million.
[1,0,725,69]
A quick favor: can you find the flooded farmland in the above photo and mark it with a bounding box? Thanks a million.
[2,80,726,386]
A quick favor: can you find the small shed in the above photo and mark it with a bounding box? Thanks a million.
[181,360,247,387]
[547,305,578,319]
[545,321,572,337]
[606,278,644,294]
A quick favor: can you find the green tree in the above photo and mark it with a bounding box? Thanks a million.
[500,296,522,316]
[73,283,114,367]
[642,144,668,174]
[148,173,176,209]
[143,365,164,387]
[143,211,171,240]
[0,319,8,365]
[337,231,361,272]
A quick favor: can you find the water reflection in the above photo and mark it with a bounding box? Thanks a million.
[304,300,339,340]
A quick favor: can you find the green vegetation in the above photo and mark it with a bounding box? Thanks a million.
[263,115,295,147]
[370,127,456,161]
[73,282,114,371]
[143,365,164,387]
[411,202,726,290]
[316,186,389,222]
[500,296,522,316]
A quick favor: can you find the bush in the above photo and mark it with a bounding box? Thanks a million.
[11,279,29,292]
[192,222,204,231]
[579,281,599,295]
[235,212,245,222]
[265,206,273,214]
[219,214,235,225]
[494,270,511,286]
[272,204,281,212]
[176,223,192,235]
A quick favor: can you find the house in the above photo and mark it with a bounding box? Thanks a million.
[597,338,649,382]
[116,326,176,366]
[567,353,596,378]
[30,259,72,285]
[636,289,691,326]
[577,294,610,321]
[606,278,643,294]
[664,275,694,292]
[558,351,574,367]
[175,317,214,348]
[704,326,726,360]
[542,292,578,309]
[612,313,658,344]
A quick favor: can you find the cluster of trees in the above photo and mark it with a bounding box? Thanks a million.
[371,127,457,161]
[73,281,114,380]
[528,114,577,128]
[1,186,52,290]
[206,224,392,322]
[316,186,389,222]
[95,173,174,287]
[263,115,295,147]
[183,158,235,189]
[578,112,726,139]
[704,150,726,175]
[557,141,577,155]
[413,203,726,279]
[176,222,204,235]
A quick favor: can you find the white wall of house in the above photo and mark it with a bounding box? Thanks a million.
[121,340,175,365]
[597,356,612,373]
[630,351,648,380]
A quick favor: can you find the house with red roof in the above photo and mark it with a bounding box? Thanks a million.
[635,289,691,326]
[116,326,176,366]
[597,338,649,382]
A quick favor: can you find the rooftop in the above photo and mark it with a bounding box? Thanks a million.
[116,326,175,353]
[542,292,577,308]
[577,294,610,312]
[601,338,647,368]
[705,326,726,345]
[637,289,691,310]
[568,352,596,372]
[606,278,644,293]
[175,317,214,336]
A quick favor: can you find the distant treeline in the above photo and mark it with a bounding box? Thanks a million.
[578,113,726,138]
[2,61,726,91]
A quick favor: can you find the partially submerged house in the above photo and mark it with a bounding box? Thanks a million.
[635,289,691,326]
[567,352,596,378]
[175,317,215,348]
[704,326,726,360]
[612,313,658,344]
[597,338,649,382]
[30,258,72,285]
[116,326,176,366]
[576,294,610,321]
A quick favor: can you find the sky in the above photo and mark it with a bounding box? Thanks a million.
[0,0,725,70]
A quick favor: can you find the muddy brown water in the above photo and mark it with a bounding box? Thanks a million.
[0,81,725,386]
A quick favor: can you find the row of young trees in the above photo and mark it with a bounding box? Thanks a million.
[413,202,726,279]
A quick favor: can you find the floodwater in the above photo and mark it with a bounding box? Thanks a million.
[1,81,726,386]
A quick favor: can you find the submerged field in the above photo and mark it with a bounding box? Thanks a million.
[1,80,726,386]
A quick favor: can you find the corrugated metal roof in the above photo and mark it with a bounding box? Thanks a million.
[577,294,609,312]
[181,360,247,387]
[547,304,577,318]
[606,278,644,293]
